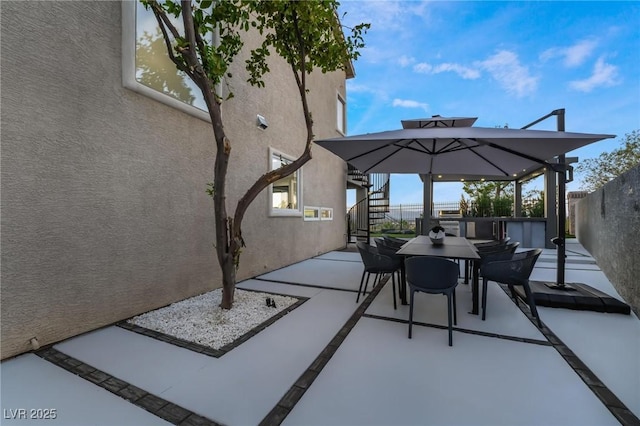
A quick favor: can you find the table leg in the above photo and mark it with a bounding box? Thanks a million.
[471,260,480,315]
[400,263,408,305]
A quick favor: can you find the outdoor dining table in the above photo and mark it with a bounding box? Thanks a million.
[395,235,482,315]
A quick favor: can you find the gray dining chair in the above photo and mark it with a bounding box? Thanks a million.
[474,241,520,282]
[382,235,406,250]
[405,256,460,346]
[355,242,399,309]
[474,237,511,250]
[480,248,543,327]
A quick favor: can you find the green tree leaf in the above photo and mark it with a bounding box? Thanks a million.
[576,130,640,192]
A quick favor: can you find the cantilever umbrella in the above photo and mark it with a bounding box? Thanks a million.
[315,125,614,181]
[315,122,615,291]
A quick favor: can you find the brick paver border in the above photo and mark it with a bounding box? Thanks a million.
[498,283,639,426]
[34,274,639,426]
[259,276,640,426]
[36,347,220,426]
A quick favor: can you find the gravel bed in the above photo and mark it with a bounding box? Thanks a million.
[128,289,298,350]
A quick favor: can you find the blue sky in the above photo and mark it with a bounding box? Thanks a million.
[338,1,640,205]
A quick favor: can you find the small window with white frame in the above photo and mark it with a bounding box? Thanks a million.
[320,207,333,221]
[304,206,320,221]
[337,93,346,134]
[269,148,302,216]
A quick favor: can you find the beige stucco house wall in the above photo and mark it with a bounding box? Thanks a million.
[1,1,349,360]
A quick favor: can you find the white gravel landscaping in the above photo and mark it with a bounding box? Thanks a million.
[128,289,299,350]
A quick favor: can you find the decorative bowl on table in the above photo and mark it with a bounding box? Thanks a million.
[428,226,446,245]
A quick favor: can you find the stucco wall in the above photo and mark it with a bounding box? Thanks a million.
[1,2,347,359]
[575,165,640,315]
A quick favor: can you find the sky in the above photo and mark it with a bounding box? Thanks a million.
[338,1,640,206]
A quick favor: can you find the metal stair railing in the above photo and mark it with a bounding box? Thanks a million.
[347,196,369,244]
[346,170,390,243]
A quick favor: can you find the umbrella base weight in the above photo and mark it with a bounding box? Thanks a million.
[514,281,630,315]
[543,282,577,291]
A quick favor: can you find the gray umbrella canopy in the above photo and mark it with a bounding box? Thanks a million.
[401,116,477,128]
[315,126,614,180]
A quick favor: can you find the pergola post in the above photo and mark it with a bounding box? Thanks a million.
[514,180,523,217]
[421,173,433,235]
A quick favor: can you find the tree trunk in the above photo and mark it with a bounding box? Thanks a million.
[220,250,236,309]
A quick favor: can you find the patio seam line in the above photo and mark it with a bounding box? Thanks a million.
[535,266,600,271]
[496,283,640,425]
[361,313,552,346]
[312,257,362,263]
[252,277,362,294]
[247,250,350,282]
[258,274,391,426]
[117,292,309,359]
[35,347,221,426]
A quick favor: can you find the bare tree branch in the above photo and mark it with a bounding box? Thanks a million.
[147,1,196,80]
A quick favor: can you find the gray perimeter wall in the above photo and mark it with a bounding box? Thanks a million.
[1,2,347,359]
[575,164,640,315]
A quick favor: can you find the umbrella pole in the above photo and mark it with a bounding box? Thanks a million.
[522,109,569,288]
[421,174,433,234]
[547,109,571,289]
[556,111,567,286]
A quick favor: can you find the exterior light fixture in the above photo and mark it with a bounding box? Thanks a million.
[438,175,442,178]
[256,114,268,129]
[460,178,465,182]
[480,178,485,182]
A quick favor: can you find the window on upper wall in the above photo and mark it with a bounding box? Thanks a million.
[337,93,346,134]
[122,2,211,120]
[269,149,302,216]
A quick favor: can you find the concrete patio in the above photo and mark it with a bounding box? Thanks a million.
[1,240,638,425]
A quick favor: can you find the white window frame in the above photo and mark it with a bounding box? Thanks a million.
[121,1,212,122]
[303,206,320,221]
[269,148,303,217]
[337,93,346,135]
[320,207,334,221]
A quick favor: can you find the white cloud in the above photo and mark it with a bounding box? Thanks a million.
[540,39,598,67]
[413,62,433,73]
[398,55,415,67]
[476,50,538,97]
[413,62,480,79]
[339,1,410,35]
[348,83,376,94]
[569,57,620,92]
[432,63,481,80]
[347,82,389,101]
[339,1,435,37]
[392,98,430,112]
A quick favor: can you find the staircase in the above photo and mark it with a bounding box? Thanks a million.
[347,165,390,244]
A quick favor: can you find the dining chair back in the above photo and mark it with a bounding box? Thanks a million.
[474,237,511,250]
[374,238,402,264]
[479,242,520,262]
[467,240,520,280]
[355,242,398,309]
[405,256,460,346]
[382,235,405,250]
[480,248,543,326]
